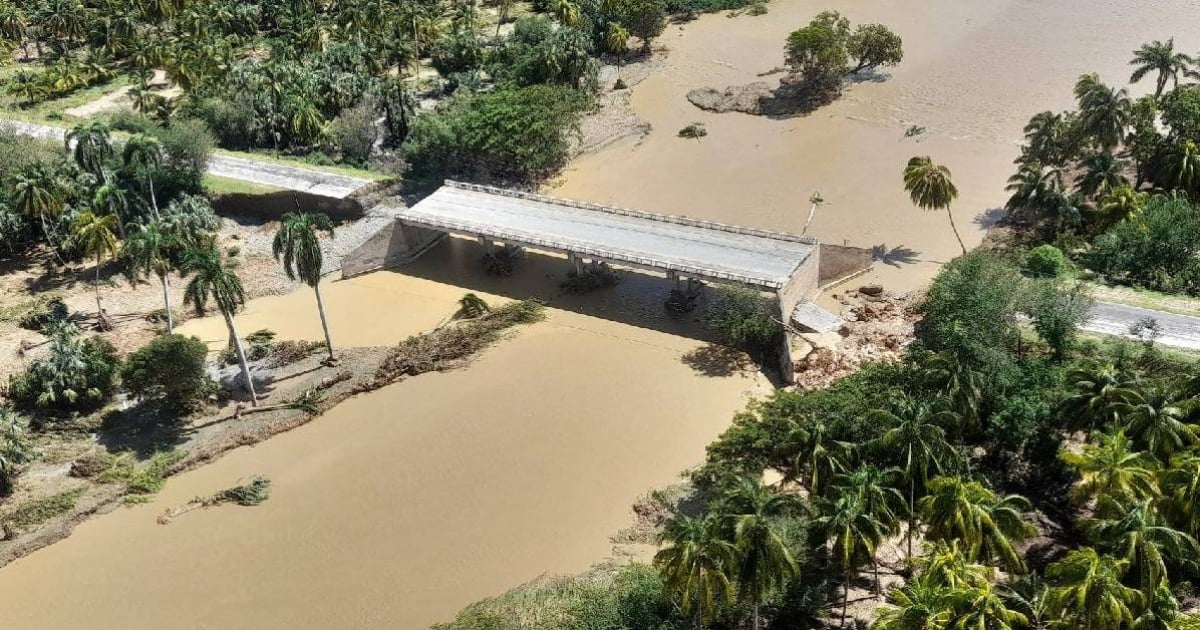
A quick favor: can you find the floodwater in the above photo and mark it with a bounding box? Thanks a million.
[554,0,1200,291]
[0,240,769,629]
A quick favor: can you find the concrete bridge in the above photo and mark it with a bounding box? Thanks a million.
[346,181,867,383]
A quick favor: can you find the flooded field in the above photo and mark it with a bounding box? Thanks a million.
[554,0,1200,291]
[0,239,769,629]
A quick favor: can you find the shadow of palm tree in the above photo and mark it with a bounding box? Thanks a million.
[871,244,921,268]
[973,207,1008,228]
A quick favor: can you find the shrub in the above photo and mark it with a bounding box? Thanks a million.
[403,85,589,184]
[482,245,526,276]
[1025,244,1067,277]
[1161,86,1200,141]
[489,18,598,90]
[151,118,215,197]
[327,101,379,167]
[1087,195,1200,295]
[431,31,485,76]
[0,295,68,331]
[122,334,216,415]
[0,410,31,496]
[183,97,260,150]
[1025,280,1093,360]
[106,109,157,134]
[560,262,621,293]
[704,284,783,359]
[7,322,120,413]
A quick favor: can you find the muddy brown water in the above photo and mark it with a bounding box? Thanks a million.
[553,0,1200,292]
[5,0,1200,626]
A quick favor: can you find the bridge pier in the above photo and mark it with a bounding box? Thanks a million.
[569,251,584,274]
[477,235,494,254]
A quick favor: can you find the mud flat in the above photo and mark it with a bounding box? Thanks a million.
[554,0,1200,291]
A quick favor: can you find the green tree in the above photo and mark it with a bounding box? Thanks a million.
[609,0,665,52]
[835,464,906,595]
[0,409,31,496]
[7,321,119,412]
[785,16,849,95]
[917,476,1034,572]
[606,23,629,82]
[122,334,216,414]
[1094,186,1147,233]
[66,122,115,184]
[903,156,965,254]
[846,24,902,73]
[1121,386,1195,463]
[817,490,890,627]
[1024,278,1093,361]
[124,219,178,333]
[1045,547,1146,630]
[1076,151,1130,199]
[1074,74,1131,152]
[273,211,337,363]
[123,134,164,219]
[1160,451,1200,538]
[782,416,849,497]
[180,247,258,407]
[1020,111,1075,167]
[12,162,66,249]
[1061,429,1159,513]
[655,511,736,628]
[1082,500,1199,595]
[868,398,957,559]
[71,210,121,321]
[1060,363,1139,432]
[721,476,800,630]
[1130,39,1192,100]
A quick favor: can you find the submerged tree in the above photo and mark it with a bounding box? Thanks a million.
[903,156,964,254]
[273,211,336,363]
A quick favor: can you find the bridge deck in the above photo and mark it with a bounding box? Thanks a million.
[392,182,816,289]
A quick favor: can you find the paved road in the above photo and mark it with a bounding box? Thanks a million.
[1086,301,1200,350]
[3,120,374,199]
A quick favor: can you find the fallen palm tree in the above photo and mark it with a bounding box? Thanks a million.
[157,476,271,525]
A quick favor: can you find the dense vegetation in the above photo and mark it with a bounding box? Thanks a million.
[1004,38,1200,296]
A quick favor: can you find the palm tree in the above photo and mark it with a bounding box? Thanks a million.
[1160,139,1200,197]
[903,156,965,254]
[1082,500,1199,595]
[782,416,850,496]
[921,352,982,431]
[942,580,1030,630]
[12,162,66,247]
[1075,151,1130,199]
[918,476,1034,572]
[66,122,115,183]
[71,211,120,322]
[817,491,890,627]
[1074,74,1131,151]
[124,220,177,333]
[123,134,164,220]
[1130,39,1192,100]
[721,476,800,630]
[872,574,951,630]
[1044,547,1146,630]
[1161,452,1200,538]
[606,23,629,83]
[551,0,582,27]
[868,399,957,559]
[835,465,907,596]
[180,247,258,407]
[1005,159,1065,225]
[1061,429,1159,514]
[655,511,736,629]
[1094,186,1147,233]
[1021,111,1071,167]
[1121,386,1195,463]
[1060,363,1139,432]
[273,212,336,363]
[91,183,130,239]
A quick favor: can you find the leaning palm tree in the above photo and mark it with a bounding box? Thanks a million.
[124,220,177,333]
[1081,499,1200,595]
[917,476,1034,573]
[868,399,957,560]
[273,211,336,363]
[122,134,164,219]
[71,211,120,324]
[1044,547,1146,630]
[180,247,257,407]
[903,156,965,254]
[1129,39,1193,100]
[655,511,737,629]
[1061,429,1159,515]
[721,476,801,630]
[817,491,890,627]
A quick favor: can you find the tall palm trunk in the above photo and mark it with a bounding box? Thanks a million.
[94,255,103,317]
[841,567,851,627]
[223,310,258,406]
[752,603,760,630]
[946,207,966,254]
[148,176,160,220]
[873,556,882,596]
[159,273,174,334]
[907,477,915,560]
[313,282,334,362]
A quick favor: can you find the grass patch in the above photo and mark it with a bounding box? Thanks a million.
[96,450,186,500]
[202,174,285,197]
[1079,278,1200,317]
[0,487,87,531]
[0,294,67,330]
[0,70,135,124]
[371,299,545,386]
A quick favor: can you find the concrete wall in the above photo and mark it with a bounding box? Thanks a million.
[341,221,445,278]
[774,250,822,385]
[818,244,874,288]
